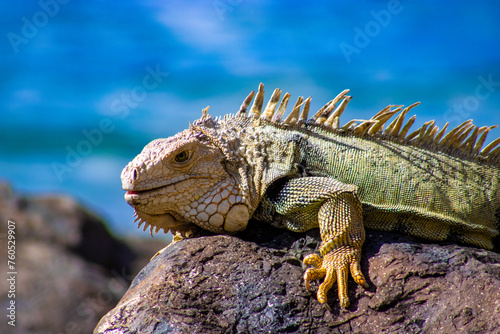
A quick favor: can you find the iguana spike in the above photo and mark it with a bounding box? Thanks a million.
[298,96,311,123]
[333,89,350,104]
[354,120,377,136]
[283,96,303,125]
[371,105,392,120]
[368,109,401,135]
[331,95,352,119]
[463,126,480,154]
[272,92,291,123]
[439,120,472,148]
[342,119,372,132]
[480,137,500,157]
[424,125,439,145]
[387,107,403,119]
[370,105,403,120]
[405,129,420,142]
[293,96,304,110]
[405,121,431,142]
[137,219,144,229]
[202,106,210,117]
[450,121,474,147]
[415,121,431,142]
[249,83,265,118]
[341,119,358,131]
[326,116,340,130]
[292,96,311,124]
[406,101,421,111]
[237,90,256,115]
[314,100,336,124]
[386,102,420,137]
[420,121,436,143]
[385,108,407,135]
[325,96,352,126]
[488,145,500,160]
[399,115,417,139]
[442,124,470,150]
[416,121,433,142]
[433,122,449,146]
[473,126,497,155]
[313,89,350,123]
[438,128,458,149]
[454,124,475,150]
[310,99,334,124]
[261,88,282,120]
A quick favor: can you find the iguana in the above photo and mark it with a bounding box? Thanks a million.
[121,83,500,308]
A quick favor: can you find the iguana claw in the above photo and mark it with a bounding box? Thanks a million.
[303,248,368,308]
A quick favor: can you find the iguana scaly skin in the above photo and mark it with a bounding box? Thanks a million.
[121,83,500,308]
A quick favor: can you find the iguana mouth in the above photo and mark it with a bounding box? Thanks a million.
[123,174,213,200]
[124,191,147,205]
[124,183,179,204]
[125,183,175,196]
[125,189,151,199]
[123,173,192,193]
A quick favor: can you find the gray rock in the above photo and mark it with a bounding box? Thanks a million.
[95,222,500,333]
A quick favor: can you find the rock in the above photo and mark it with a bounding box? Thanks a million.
[0,183,167,334]
[95,221,500,334]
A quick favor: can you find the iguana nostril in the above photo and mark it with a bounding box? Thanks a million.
[132,168,138,181]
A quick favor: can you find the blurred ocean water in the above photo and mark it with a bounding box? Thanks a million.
[1,0,500,236]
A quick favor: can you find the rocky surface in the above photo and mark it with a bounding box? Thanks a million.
[0,183,167,334]
[95,221,500,334]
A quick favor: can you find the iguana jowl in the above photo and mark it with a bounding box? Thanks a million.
[121,83,500,308]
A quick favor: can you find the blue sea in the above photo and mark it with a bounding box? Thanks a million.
[1,0,500,236]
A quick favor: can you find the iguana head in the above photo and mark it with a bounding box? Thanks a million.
[121,124,251,236]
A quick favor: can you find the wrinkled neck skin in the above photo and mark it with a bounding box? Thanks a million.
[190,114,265,216]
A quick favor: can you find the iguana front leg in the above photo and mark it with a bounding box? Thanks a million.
[304,189,368,308]
[257,176,368,308]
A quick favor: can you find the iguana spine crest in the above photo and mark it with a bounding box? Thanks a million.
[213,83,500,165]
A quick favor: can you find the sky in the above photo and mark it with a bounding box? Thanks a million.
[1,0,500,237]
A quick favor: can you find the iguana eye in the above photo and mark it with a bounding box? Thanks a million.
[174,150,190,163]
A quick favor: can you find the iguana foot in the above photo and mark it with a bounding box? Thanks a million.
[303,247,368,308]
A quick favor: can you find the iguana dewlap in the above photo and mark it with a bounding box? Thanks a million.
[121,83,500,308]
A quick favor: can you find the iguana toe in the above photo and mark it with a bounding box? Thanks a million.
[303,254,326,290]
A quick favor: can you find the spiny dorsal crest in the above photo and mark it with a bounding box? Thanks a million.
[204,83,500,165]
